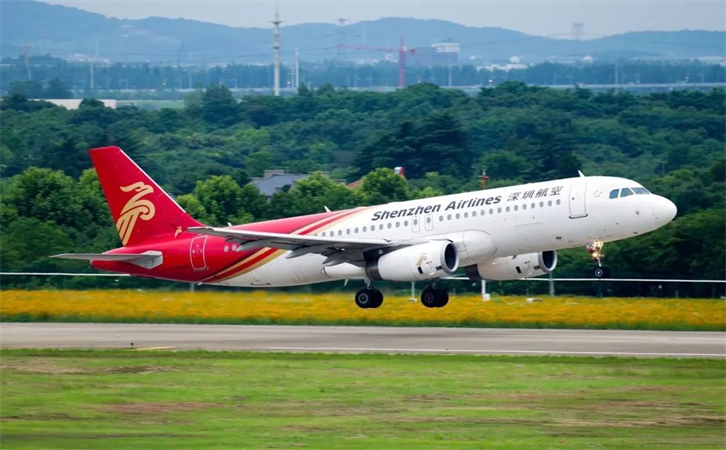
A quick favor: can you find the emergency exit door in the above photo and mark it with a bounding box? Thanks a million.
[568,183,588,218]
[190,236,208,271]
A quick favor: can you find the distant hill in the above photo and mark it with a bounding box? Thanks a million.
[2,0,724,64]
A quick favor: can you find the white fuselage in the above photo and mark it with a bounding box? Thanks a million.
[217,176,676,287]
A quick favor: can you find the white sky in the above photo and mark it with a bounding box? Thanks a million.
[43,0,725,37]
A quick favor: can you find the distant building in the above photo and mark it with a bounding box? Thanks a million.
[34,99,118,109]
[411,43,459,66]
[251,170,344,197]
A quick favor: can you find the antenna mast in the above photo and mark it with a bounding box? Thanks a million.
[272,4,283,96]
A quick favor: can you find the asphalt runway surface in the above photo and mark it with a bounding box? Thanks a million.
[1,323,724,358]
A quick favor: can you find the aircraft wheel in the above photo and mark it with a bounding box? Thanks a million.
[594,267,611,279]
[421,286,438,308]
[355,288,376,309]
[368,289,384,309]
[435,288,449,308]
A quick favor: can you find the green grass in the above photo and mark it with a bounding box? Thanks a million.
[1,350,724,449]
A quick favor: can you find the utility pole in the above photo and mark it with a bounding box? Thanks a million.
[90,39,98,91]
[23,43,31,80]
[272,4,282,96]
[294,47,300,90]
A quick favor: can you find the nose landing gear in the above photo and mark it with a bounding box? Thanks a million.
[587,240,611,278]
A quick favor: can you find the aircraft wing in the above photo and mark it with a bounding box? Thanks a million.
[187,226,422,265]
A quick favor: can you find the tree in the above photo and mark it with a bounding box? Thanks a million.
[360,168,410,205]
[201,83,240,126]
[44,78,72,99]
[191,175,253,225]
[245,150,273,177]
[3,168,97,231]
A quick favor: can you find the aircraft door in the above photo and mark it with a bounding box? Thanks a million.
[412,216,421,233]
[190,236,208,271]
[424,213,434,231]
[568,183,588,219]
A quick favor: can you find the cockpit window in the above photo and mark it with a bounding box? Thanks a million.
[620,188,634,197]
[609,189,619,199]
[633,187,650,195]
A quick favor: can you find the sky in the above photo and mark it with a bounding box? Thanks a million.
[43,0,725,37]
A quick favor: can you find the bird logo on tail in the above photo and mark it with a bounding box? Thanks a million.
[116,182,156,245]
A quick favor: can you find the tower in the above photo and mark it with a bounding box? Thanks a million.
[272,5,282,96]
[336,18,349,62]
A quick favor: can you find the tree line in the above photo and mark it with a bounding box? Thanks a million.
[1,82,723,295]
[3,54,725,96]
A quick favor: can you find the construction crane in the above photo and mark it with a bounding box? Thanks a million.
[336,39,415,89]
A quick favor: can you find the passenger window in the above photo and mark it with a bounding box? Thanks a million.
[505,206,510,212]
[489,209,494,214]
[404,220,408,226]
[439,216,444,222]
[556,199,561,205]
[426,217,431,223]
[464,212,468,218]
[413,219,418,225]
[363,226,367,232]
[354,227,359,233]
[346,229,350,235]
[609,189,619,199]
[514,205,518,211]
[472,211,477,217]
[455,213,460,219]
[621,188,634,197]
[395,222,400,228]
[338,230,342,236]
[447,214,452,220]
[379,224,384,230]
[531,203,535,209]
[548,200,552,206]
[633,187,650,195]
[387,223,392,229]
[523,204,527,210]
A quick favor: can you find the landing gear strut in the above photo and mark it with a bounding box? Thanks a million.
[355,287,383,309]
[587,240,611,278]
[421,284,449,308]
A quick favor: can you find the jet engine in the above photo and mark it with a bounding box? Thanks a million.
[464,250,557,281]
[366,241,459,282]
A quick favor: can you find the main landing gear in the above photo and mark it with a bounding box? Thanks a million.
[355,287,383,309]
[587,240,611,279]
[421,284,449,308]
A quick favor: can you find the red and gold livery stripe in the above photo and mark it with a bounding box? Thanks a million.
[204,207,367,283]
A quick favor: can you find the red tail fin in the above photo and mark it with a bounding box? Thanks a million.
[90,146,202,246]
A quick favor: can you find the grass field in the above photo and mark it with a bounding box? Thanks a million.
[1,290,724,331]
[0,350,724,449]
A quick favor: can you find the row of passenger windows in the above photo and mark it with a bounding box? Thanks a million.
[315,199,562,237]
[609,187,650,199]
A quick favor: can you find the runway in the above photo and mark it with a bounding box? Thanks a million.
[1,323,724,358]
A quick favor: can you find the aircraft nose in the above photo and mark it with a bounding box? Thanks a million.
[652,196,677,225]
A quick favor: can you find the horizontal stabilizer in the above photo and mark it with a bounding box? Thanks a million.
[52,251,163,269]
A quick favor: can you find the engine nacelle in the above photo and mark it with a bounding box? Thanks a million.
[366,241,459,282]
[465,250,557,281]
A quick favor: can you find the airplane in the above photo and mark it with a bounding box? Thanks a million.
[54,146,677,309]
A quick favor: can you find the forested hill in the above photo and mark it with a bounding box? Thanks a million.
[0,83,724,287]
[2,0,724,63]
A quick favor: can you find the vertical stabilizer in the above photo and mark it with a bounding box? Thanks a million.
[89,146,202,246]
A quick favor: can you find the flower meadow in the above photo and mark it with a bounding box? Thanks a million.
[1,290,724,331]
